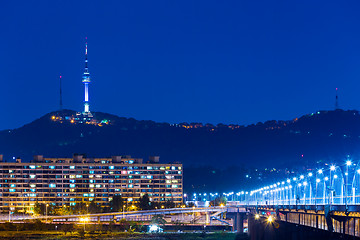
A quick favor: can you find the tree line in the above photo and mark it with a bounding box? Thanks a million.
[33,194,178,216]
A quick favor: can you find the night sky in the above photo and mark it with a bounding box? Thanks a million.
[1,1,360,130]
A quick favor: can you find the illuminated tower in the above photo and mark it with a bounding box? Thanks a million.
[82,38,91,114]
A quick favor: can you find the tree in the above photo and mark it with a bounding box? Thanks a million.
[56,205,72,216]
[33,201,45,216]
[151,215,166,226]
[164,200,175,209]
[73,201,87,215]
[137,194,151,210]
[209,196,227,206]
[109,195,124,212]
[88,200,101,213]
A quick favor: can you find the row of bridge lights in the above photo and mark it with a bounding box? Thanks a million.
[190,191,250,202]
[250,159,356,199]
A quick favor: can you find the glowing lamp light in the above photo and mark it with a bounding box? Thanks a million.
[318,169,323,174]
[149,224,160,233]
[80,217,89,222]
[303,182,307,186]
[325,177,329,181]
[255,214,260,219]
[334,175,338,179]
[357,169,360,174]
[300,175,304,179]
[346,160,352,166]
[293,177,297,181]
[267,216,274,223]
[316,179,320,183]
[286,179,291,183]
[308,173,313,177]
[330,165,336,171]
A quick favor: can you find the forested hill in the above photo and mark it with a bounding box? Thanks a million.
[1,109,360,168]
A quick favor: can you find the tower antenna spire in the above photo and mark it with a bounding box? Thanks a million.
[82,37,91,114]
[335,88,339,110]
[59,75,63,110]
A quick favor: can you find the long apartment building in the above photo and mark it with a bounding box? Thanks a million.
[0,154,183,213]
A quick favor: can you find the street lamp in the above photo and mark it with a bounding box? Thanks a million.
[80,217,89,232]
[346,160,352,210]
[329,165,336,205]
[46,204,49,220]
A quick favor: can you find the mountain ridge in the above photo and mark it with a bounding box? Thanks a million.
[1,109,360,168]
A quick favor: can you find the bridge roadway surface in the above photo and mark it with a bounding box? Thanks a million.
[10,206,245,222]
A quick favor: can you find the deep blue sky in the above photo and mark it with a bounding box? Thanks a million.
[1,1,360,129]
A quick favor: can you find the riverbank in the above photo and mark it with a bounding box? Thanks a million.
[0,231,249,240]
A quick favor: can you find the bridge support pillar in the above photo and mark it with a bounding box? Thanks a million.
[205,212,210,225]
[231,212,244,233]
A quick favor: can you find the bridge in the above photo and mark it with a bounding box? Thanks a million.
[230,160,360,238]
[5,206,247,232]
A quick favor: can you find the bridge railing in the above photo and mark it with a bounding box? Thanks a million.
[241,162,360,207]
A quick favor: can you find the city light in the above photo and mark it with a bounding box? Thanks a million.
[267,216,273,223]
[318,169,323,174]
[330,165,336,171]
[79,217,89,222]
[255,214,260,219]
[346,160,352,166]
[308,172,313,177]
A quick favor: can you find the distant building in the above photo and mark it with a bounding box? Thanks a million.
[0,155,183,213]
